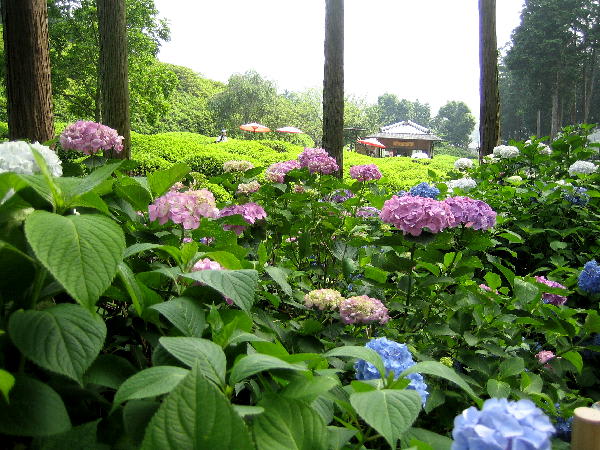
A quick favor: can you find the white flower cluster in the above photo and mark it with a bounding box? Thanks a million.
[492,145,520,159]
[454,158,474,170]
[447,178,477,191]
[525,139,552,155]
[0,141,62,177]
[411,151,430,159]
[568,160,597,176]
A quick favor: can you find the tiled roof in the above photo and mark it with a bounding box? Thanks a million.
[369,120,442,141]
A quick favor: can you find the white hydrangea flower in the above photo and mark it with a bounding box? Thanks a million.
[454,158,474,170]
[446,178,477,191]
[539,144,552,155]
[492,145,520,159]
[568,160,597,176]
[411,151,429,159]
[0,141,62,177]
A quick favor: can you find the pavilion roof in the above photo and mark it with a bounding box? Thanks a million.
[368,120,442,141]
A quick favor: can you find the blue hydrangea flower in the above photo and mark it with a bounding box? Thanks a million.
[578,260,600,294]
[409,182,440,199]
[563,186,589,206]
[553,403,573,442]
[354,337,428,406]
[452,398,555,450]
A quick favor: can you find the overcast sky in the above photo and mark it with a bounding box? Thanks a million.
[154,1,525,119]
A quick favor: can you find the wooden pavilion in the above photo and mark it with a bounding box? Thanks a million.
[356,121,442,158]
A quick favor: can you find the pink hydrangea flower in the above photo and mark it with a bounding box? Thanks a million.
[148,188,219,230]
[191,258,233,305]
[535,350,555,364]
[339,295,390,325]
[219,202,267,235]
[443,196,497,231]
[535,276,568,306]
[350,164,382,182]
[298,147,338,175]
[304,289,344,310]
[60,121,124,155]
[265,160,301,183]
[380,195,455,236]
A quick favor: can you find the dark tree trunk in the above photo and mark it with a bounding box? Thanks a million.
[478,0,500,159]
[2,0,54,142]
[536,109,541,137]
[551,73,560,138]
[323,0,344,176]
[97,0,131,159]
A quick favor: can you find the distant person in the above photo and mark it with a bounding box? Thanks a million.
[216,129,228,143]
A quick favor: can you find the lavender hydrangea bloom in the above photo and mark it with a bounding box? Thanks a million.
[535,276,568,306]
[444,197,497,231]
[339,296,389,324]
[578,260,600,294]
[355,338,428,406]
[451,398,555,450]
[350,164,382,182]
[219,202,267,235]
[60,121,124,155]
[327,189,354,203]
[298,147,329,166]
[298,147,339,175]
[356,206,380,218]
[380,195,455,236]
[265,160,301,183]
[409,182,440,199]
[148,188,219,230]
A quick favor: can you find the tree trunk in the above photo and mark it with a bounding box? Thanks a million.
[97,0,131,159]
[478,0,500,159]
[323,0,344,176]
[584,49,597,123]
[551,73,560,138]
[2,0,54,143]
[536,109,541,137]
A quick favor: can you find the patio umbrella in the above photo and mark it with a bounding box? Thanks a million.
[357,138,386,148]
[276,126,304,134]
[239,122,271,133]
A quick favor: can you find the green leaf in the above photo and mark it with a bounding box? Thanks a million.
[113,176,152,211]
[498,231,524,243]
[117,262,145,315]
[364,264,389,284]
[514,278,539,303]
[327,426,357,450]
[24,211,125,309]
[484,272,502,290]
[141,362,254,450]
[66,160,123,202]
[203,251,242,270]
[9,304,106,383]
[34,420,109,450]
[486,379,511,398]
[123,243,163,258]
[150,297,206,337]
[0,369,15,402]
[229,353,308,385]
[404,428,453,450]
[0,375,71,436]
[350,389,422,448]
[123,400,161,447]
[324,346,386,380]
[147,163,190,198]
[29,146,64,209]
[159,336,226,388]
[252,395,328,450]
[265,266,294,297]
[181,269,258,312]
[401,361,481,405]
[84,354,137,389]
[113,366,189,407]
[584,311,600,334]
[499,357,525,379]
[561,351,583,374]
[280,375,340,402]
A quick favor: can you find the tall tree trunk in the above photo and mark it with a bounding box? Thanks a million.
[97,0,131,159]
[536,109,541,137]
[478,0,500,160]
[323,0,344,176]
[584,50,597,123]
[2,0,54,142]
[551,73,560,138]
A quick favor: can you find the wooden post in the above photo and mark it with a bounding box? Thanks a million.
[571,407,600,450]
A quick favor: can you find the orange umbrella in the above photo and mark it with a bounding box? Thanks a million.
[239,122,271,133]
[357,138,386,148]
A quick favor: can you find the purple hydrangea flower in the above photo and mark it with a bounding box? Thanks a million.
[380,195,455,236]
[327,189,354,203]
[409,182,440,199]
[339,295,389,324]
[298,147,338,175]
[443,196,497,231]
[356,206,380,218]
[265,160,302,183]
[355,337,428,406]
[452,398,555,450]
[60,121,124,155]
[219,202,267,235]
[535,276,567,306]
[148,188,219,230]
[579,260,600,294]
[350,164,382,182]
[535,350,556,364]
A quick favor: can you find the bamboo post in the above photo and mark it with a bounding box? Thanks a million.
[571,407,600,450]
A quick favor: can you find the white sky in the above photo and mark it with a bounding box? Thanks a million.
[154,0,524,119]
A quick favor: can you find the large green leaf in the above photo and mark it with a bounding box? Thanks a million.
[280,375,340,402]
[117,262,145,315]
[34,420,109,450]
[141,363,254,450]
[252,395,328,450]
[150,297,206,337]
[9,304,106,383]
[264,266,293,297]
[113,366,189,407]
[65,160,123,202]
[324,346,386,380]
[404,428,453,450]
[147,163,190,198]
[113,176,152,211]
[84,354,137,389]
[0,375,71,437]
[159,336,226,388]
[0,369,15,402]
[487,379,511,398]
[24,211,125,309]
[229,353,308,385]
[181,269,258,312]
[350,389,422,448]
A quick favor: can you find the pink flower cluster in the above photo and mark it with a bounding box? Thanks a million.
[191,258,233,305]
[444,196,497,230]
[148,188,219,230]
[535,350,555,364]
[219,202,267,235]
[60,121,124,155]
[298,147,339,175]
[339,295,389,325]
[535,276,568,306]
[265,160,301,183]
[356,206,380,218]
[304,289,344,310]
[380,195,455,236]
[350,164,382,182]
[236,180,260,195]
